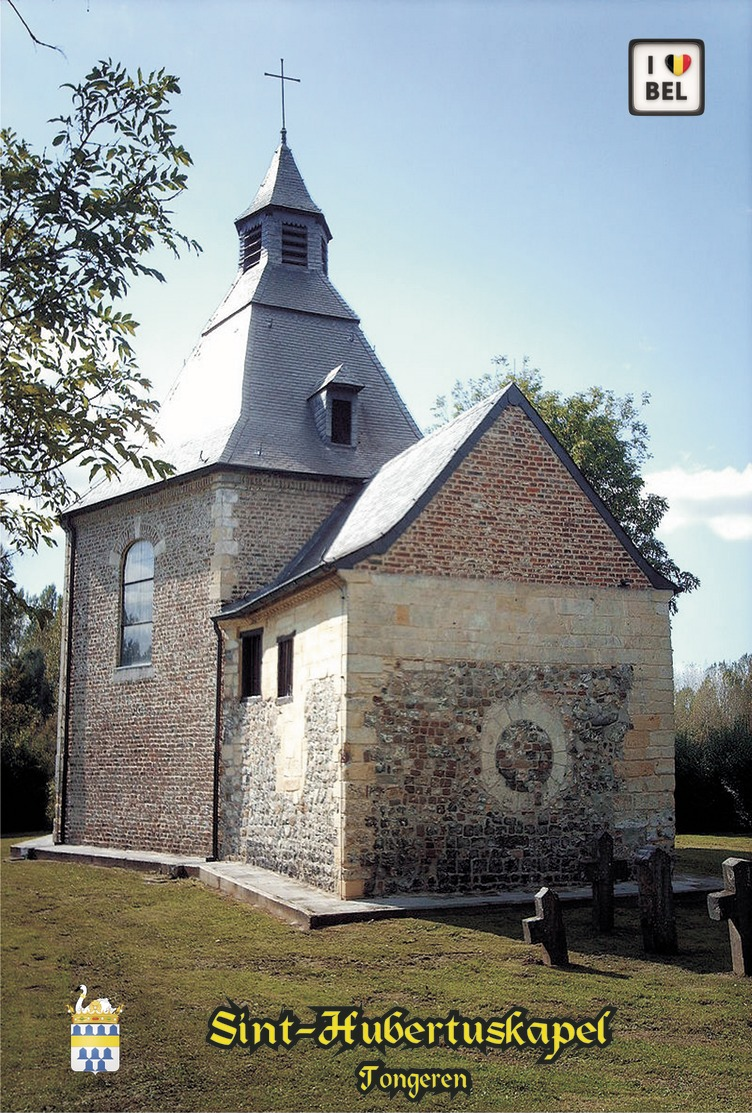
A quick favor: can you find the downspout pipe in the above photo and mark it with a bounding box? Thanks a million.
[210,618,224,861]
[56,521,77,844]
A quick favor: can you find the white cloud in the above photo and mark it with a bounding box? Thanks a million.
[708,515,752,542]
[644,464,752,540]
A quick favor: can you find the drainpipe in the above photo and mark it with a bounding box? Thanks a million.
[210,619,224,861]
[56,521,77,844]
[338,578,348,898]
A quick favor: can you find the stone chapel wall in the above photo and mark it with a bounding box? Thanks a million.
[337,403,675,898]
[56,470,355,856]
[340,573,675,898]
[219,580,345,890]
[57,476,218,855]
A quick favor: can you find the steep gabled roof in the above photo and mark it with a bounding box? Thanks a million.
[218,384,677,620]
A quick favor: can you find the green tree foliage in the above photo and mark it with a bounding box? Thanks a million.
[1,60,200,576]
[431,357,699,606]
[1,558,62,833]
[674,655,752,833]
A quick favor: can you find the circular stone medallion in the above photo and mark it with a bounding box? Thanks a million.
[495,719,553,792]
[479,694,568,813]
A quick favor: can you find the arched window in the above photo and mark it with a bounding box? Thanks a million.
[120,541,154,666]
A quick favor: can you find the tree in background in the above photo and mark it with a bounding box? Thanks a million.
[1,60,200,587]
[1,550,62,832]
[431,357,699,609]
[674,655,752,833]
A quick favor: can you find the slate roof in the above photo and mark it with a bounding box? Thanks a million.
[70,140,420,514]
[217,384,677,619]
[235,141,331,238]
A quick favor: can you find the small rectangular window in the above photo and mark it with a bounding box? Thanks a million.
[240,629,263,698]
[277,635,294,699]
[331,398,353,445]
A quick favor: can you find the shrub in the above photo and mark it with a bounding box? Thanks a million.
[675,722,752,834]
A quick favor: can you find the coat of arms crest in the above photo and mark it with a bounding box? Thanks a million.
[67,984,124,1072]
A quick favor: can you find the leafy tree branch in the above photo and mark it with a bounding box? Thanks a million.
[1,60,201,587]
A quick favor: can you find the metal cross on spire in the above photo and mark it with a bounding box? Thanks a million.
[264,58,301,144]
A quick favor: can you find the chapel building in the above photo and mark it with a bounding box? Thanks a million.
[54,133,677,899]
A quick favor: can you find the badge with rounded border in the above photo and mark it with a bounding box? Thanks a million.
[629,40,704,115]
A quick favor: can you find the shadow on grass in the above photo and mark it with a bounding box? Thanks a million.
[422,894,733,976]
[546,961,631,979]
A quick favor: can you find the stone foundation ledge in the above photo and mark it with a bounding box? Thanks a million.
[9,835,718,931]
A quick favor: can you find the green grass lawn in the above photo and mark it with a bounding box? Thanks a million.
[675,833,752,878]
[2,835,751,1113]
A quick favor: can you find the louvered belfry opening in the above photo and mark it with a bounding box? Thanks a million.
[241,224,262,271]
[281,222,308,266]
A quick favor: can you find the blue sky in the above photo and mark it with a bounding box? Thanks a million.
[2,0,750,677]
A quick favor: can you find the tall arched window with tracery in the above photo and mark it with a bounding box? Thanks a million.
[120,540,154,666]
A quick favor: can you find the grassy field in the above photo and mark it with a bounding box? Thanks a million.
[674,833,752,878]
[2,835,751,1113]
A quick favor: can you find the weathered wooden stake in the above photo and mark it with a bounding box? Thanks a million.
[584,831,629,932]
[635,846,678,954]
[707,857,752,977]
[522,887,569,966]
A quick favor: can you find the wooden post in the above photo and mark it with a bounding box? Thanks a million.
[707,857,752,976]
[584,831,629,932]
[635,846,678,954]
[522,887,569,966]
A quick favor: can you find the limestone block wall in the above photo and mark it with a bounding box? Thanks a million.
[340,571,675,898]
[219,580,345,890]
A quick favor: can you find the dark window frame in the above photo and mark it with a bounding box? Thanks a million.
[277,634,294,700]
[240,628,263,699]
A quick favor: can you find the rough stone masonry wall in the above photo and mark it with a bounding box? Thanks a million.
[57,469,354,856]
[341,574,675,898]
[219,581,344,891]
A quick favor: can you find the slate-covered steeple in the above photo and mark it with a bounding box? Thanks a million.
[235,137,332,272]
[77,135,421,508]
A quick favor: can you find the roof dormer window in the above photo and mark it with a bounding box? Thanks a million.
[241,224,262,271]
[281,222,307,266]
[307,364,364,449]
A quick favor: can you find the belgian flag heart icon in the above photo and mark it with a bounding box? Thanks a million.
[665,54,692,76]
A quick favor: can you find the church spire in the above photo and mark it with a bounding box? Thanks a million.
[235,60,331,270]
[235,125,332,275]
[236,142,327,230]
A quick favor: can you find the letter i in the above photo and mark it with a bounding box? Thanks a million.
[647,56,653,74]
